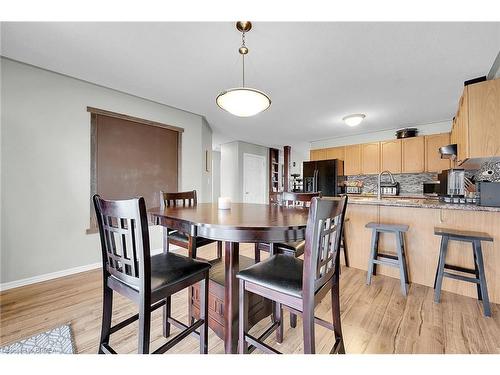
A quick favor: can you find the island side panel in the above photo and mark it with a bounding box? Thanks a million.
[345,204,500,304]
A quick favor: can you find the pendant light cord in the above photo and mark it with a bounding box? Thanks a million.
[241,32,246,87]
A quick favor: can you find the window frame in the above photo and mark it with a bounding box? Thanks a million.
[86,107,183,233]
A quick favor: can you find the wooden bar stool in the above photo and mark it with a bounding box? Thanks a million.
[93,195,211,354]
[433,227,493,317]
[237,196,348,354]
[366,222,410,296]
[159,190,222,263]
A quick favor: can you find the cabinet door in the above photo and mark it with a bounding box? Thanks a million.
[402,136,425,173]
[450,117,457,146]
[456,90,469,163]
[361,142,380,175]
[310,149,327,161]
[344,144,361,175]
[326,146,345,160]
[380,139,402,173]
[425,133,451,172]
[468,79,500,158]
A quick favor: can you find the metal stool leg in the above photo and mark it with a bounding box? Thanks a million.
[399,232,410,286]
[434,236,449,303]
[433,253,440,289]
[473,249,483,301]
[366,230,379,285]
[395,231,408,296]
[473,240,491,317]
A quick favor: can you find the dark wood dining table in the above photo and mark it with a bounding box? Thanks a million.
[149,202,309,353]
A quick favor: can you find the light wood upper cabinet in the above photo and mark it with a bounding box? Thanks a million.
[310,149,327,161]
[326,146,345,160]
[402,136,425,173]
[425,133,451,172]
[380,139,402,173]
[468,79,500,159]
[455,90,470,163]
[361,142,380,175]
[450,78,500,164]
[344,144,361,175]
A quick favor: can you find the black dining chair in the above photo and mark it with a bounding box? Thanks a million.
[237,196,348,354]
[160,190,222,262]
[93,194,211,354]
[254,191,321,262]
[254,191,320,328]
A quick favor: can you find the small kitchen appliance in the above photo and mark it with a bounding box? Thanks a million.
[477,181,500,207]
[423,181,441,197]
[438,168,466,197]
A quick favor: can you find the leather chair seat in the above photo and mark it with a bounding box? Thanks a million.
[259,240,305,257]
[168,230,215,248]
[237,254,303,298]
[115,252,210,293]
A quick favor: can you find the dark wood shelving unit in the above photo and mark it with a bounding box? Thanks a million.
[269,148,280,203]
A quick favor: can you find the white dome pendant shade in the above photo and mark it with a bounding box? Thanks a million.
[216,87,271,117]
[216,21,271,117]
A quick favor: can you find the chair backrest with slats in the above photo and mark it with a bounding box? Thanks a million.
[302,196,348,298]
[280,191,322,208]
[93,195,151,290]
[160,190,197,209]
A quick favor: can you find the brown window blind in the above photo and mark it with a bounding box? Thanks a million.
[89,109,180,230]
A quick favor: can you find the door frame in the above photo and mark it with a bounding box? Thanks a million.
[242,153,267,204]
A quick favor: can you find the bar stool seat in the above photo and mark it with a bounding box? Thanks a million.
[366,222,409,233]
[433,227,493,317]
[366,222,410,296]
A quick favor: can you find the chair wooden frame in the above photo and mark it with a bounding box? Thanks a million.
[93,194,210,354]
[238,196,348,354]
[160,190,222,262]
[254,191,322,261]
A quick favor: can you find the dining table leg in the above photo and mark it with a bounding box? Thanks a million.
[224,241,240,354]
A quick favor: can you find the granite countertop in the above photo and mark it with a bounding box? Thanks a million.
[347,195,500,212]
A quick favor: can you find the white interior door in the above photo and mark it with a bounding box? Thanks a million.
[243,153,266,204]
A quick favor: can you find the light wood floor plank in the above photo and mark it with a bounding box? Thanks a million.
[1,243,499,354]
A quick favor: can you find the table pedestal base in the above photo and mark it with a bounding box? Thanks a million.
[190,254,272,350]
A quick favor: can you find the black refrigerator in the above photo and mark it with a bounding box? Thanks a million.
[302,159,345,196]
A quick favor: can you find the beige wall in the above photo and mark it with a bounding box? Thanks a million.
[0,58,212,284]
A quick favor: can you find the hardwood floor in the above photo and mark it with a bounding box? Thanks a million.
[1,243,499,354]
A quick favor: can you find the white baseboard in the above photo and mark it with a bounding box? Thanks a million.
[0,262,101,292]
[0,247,178,292]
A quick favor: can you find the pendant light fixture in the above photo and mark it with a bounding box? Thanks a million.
[216,21,271,117]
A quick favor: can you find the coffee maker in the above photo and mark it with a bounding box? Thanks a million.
[438,168,465,197]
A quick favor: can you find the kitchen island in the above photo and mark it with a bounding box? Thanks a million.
[344,196,500,304]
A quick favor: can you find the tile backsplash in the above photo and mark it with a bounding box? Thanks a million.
[346,173,438,195]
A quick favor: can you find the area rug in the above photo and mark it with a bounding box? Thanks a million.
[0,324,76,354]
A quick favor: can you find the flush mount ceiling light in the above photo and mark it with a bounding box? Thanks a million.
[216,21,271,117]
[343,114,366,127]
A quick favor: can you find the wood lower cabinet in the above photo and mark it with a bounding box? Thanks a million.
[361,142,380,175]
[402,136,425,173]
[310,148,327,161]
[380,139,402,173]
[344,144,361,175]
[425,133,451,172]
[345,203,500,304]
[191,255,272,340]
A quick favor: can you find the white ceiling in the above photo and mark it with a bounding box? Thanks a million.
[1,22,499,149]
